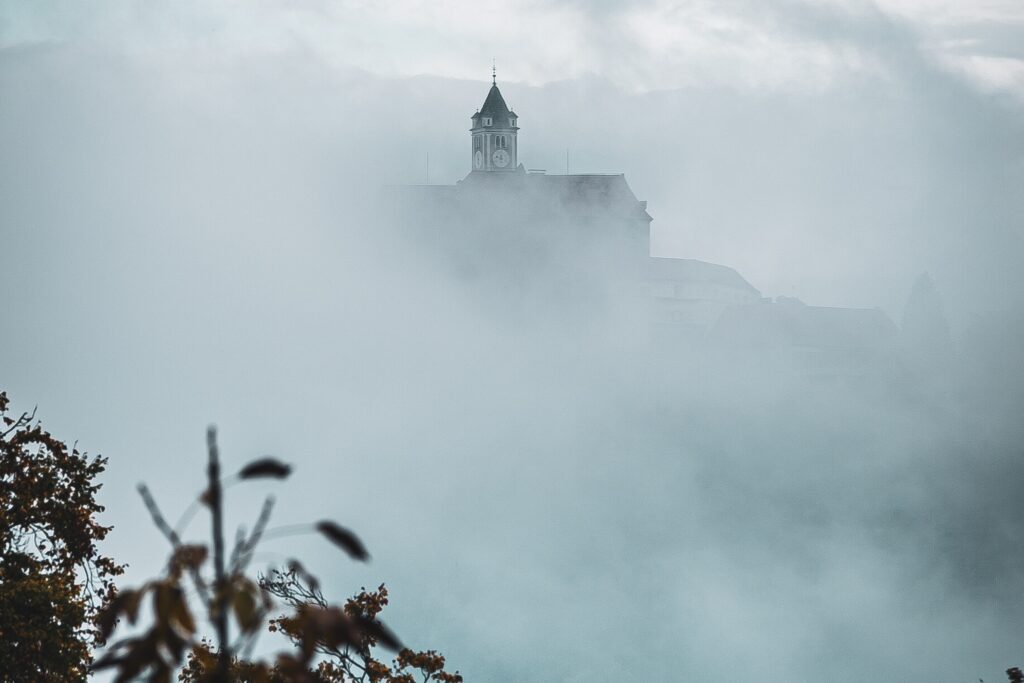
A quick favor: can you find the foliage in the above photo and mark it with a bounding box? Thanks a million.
[178,573,462,683]
[0,390,124,681]
[259,570,461,683]
[94,427,461,683]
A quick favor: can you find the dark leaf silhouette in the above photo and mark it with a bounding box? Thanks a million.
[354,615,404,652]
[316,521,370,561]
[238,457,292,480]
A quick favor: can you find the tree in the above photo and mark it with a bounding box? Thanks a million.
[95,427,461,682]
[0,390,124,681]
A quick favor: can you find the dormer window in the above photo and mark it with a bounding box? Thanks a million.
[510,118,516,127]
[483,117,492,126]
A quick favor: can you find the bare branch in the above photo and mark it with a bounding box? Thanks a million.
[137,484,183,547]
[137,484,211,605]
[232,496,275,575]
[207,425,231,682]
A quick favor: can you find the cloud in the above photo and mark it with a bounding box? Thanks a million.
[2,0,1021,97]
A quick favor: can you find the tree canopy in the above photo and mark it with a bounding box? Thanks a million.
[0,390,124,681]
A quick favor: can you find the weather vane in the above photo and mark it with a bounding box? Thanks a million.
[492,59,496,85]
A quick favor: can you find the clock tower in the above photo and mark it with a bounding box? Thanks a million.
[470,68,518,173]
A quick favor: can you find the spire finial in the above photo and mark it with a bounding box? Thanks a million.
[492,59,496,86]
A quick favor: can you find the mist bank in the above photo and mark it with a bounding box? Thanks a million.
[2,37,1024,682]
[5,35,1022,322]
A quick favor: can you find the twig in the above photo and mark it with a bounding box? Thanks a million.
[207,426,230,682]
[137,484,183,547]
[232,496,275,574]
[137,484,210,605]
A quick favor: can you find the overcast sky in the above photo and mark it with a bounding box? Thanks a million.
[3,2,1024,682]
[4,0,1024,96]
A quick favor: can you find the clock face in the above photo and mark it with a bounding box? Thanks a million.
[492,149,510,168]
[474,150,483,169]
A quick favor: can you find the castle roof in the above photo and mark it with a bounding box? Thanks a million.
[533,173,644,214]
[457,171,652,222]
[648,256,759,294]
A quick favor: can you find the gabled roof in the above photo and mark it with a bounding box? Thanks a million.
[648,257,759,294]
[473,84,515,126]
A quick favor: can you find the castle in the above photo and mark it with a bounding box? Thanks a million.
[388,75,899,376]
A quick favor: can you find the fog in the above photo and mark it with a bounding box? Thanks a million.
[2,2,1024,681]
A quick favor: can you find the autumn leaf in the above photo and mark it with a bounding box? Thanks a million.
[353,615,404,652]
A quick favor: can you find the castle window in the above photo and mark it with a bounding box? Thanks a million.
[483,117,492,126]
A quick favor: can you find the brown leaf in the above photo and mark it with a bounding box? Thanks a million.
[96,592,129,640]
[232,587,260,632]
[169,544,208,577]
[170,590,195,634]
[123,589,143,624]
[316,521,370,561]
[354,615,404,652]
[238,457,292,480]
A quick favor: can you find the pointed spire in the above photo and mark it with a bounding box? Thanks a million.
[478,81,511,120]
